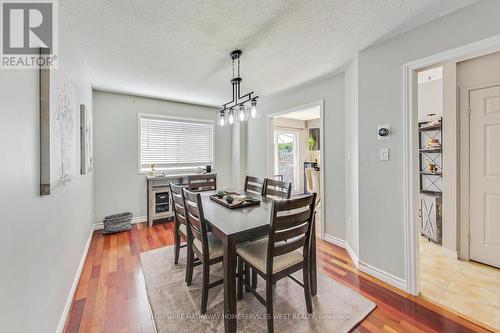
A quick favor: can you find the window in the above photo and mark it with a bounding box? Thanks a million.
[139,114,214,172]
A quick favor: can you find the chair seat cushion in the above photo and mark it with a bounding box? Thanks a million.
[236,238,303,274]
[193,233,223,260]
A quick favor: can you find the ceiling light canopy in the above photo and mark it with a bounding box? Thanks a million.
[218,50,258,126]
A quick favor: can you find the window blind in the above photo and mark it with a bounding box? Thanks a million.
[139,115,214,171]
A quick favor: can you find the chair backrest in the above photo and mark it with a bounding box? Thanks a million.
[170,183,187,228]
[187,174,217,192]
[263,178,292,200]
[244,176,265,196]
[182,188,209,256]
[273,174,283,181]
[267,194,316,273]
[305,168,314,193]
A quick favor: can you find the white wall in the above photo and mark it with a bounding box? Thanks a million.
[247,74,345,239]
[357,0,500,280]
[0,19,94,333]
[93,91,232,222]
[344,57,360,257]
[418,79,443,122]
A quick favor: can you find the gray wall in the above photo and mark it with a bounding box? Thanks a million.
[93,91,232,222]
[344,57,360,256]
[247,74,346,239]
[357,0,500,279]
[0,22,94,333]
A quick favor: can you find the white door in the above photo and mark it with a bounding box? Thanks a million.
[469,85,500,268]
[274,130,299,193]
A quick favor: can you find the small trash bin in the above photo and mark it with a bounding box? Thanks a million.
[103,212,132,234]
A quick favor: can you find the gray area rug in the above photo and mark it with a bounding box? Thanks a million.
[140,246,375,332]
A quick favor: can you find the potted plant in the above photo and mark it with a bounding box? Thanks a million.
[225,195,234,204]
[245,193,256,202]
[216,190,225,199]
[308,135,316,150]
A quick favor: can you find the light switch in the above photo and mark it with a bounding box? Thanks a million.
[380,148,389,161]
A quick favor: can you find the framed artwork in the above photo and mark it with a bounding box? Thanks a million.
[80,104,93,174]
[39,48,77,195]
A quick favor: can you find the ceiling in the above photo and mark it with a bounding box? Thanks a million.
[276,106,320,121]
[61,0,476,107]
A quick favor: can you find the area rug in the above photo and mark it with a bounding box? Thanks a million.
[140,246,375,332]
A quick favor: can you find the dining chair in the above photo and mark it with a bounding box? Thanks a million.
[262,178,292,200]
[169,183,190,281]
[236,193,317,333]
[183,188,224,314]
[187,174,217,192]
[244,175,265,196]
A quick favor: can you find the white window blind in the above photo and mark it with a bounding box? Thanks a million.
[139,115,214,171]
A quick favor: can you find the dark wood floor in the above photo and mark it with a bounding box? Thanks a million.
[64,222,492,333]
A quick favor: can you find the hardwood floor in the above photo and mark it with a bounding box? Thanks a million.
[64,222,493,333]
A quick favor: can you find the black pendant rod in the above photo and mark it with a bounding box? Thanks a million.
[221,50,258,112]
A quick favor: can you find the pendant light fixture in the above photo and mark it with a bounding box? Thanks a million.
[218,50,258,126]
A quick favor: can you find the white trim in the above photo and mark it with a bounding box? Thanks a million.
[323,234,346,248]
[402,34,500,296]
[266,100,326,241]
[441,247,458,260]
[358,261,407,291]
[345,242,359,268]
[322,234,360,268]
[94,215,147,230]
[56,225,95,333]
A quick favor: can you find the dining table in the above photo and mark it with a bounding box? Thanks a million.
[200,189,317,333]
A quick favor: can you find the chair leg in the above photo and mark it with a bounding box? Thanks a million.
[303,262,313,314]
[201,261,209,314]
[186,242,194,286]
[237,258,243,300]
[266,278,274,333]
[174,225,180,265]
[251,268,258,289]
[184,240,191,284]
[244,263,251,292]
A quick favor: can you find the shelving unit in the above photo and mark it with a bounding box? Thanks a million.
[418,118,442,244]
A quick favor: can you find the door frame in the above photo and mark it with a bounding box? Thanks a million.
[460,82,500,262]
[266,100,325,240]
[402,34,500,295]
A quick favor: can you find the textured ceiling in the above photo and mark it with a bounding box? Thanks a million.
[61,0,476,107]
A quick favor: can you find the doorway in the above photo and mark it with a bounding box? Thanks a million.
[274,129,300,192]
[405,41,500,331]
[267,101,324,239]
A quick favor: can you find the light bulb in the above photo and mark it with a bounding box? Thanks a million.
[219,113,225,126]
[228,109,234,124]
[250,100,257,118]
[238,105,246,122]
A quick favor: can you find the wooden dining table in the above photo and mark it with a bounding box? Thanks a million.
[200,189,317,333]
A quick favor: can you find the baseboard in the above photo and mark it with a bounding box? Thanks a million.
[323,234,346,248]
[56,224,94,333]
[358,260,407,291]
[345,242,359,268]
[93,215,147,230]
[441,247,458,259]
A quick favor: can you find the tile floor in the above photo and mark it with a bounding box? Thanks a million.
[419,236,500,330]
